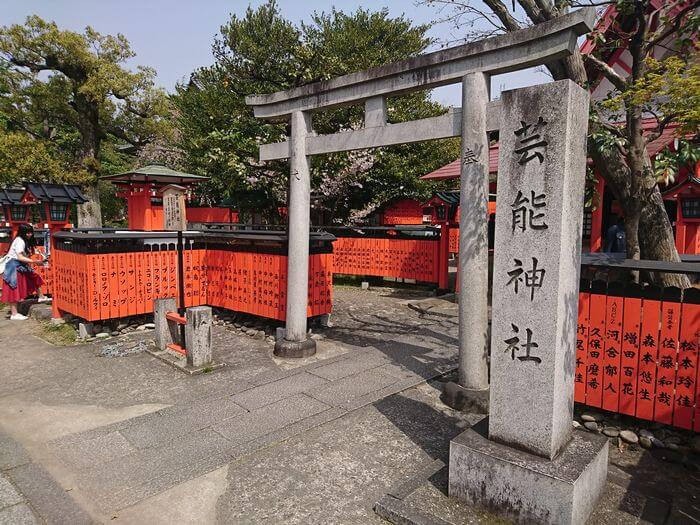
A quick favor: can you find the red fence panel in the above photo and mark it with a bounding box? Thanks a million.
[619,283,642,416]
[676,288,699,430]
[635,286,662,421]
[575,279,591,404]
[654,287,682,424]
[586,280,607,408]
[602,282,624,413]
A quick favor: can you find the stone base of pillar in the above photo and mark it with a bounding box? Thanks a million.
[440,382,489,414]
[274,338,317,358]
[449,417,608,525]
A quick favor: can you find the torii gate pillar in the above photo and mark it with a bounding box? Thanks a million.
[275,111,317,357]
[458,72,491,393]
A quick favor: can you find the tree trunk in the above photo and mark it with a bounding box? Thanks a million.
[639,187,690,288]
[74,92,103,228]
[78,183,103,228]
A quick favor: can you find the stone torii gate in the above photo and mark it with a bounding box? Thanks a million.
[246,10,595,369]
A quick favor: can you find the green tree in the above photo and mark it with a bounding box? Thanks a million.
[0,16,171,226]
[421,0,698,287]
[174,1,458,222]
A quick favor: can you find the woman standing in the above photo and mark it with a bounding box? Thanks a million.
[2,224,49,320]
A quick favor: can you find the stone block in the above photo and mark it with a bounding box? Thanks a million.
[78,323,95,339]
[273,337,316,358]
[449,418,608,525]
[153,298,178,351]
[440,382,489,414]
[27,303,52,321]
[185,306,212,367]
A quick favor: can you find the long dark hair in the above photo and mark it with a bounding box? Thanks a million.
[15,223,36,255]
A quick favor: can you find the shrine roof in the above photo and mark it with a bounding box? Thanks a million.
[0,188,26,205]
[24,183,88,204]
[661,173,700,199]
[102,165,209,186]
[421,119,682,182]
[420,145,500,180]
[0,184,86,205]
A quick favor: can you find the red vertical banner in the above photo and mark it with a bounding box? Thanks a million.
[89,255,100,321]
[184,244,193,307]
[675,288,699,430]
[168,247,178,302]
[145,248,154,311]
[326,251,333,313]
[307,254,313,318]
[108,251,120,319]
[602,282,624,412]
[636,286,662,421]
[157,245,167,300]
[192,248,201,306]
[117,252,128,318]
[153,246,162,300]
[654,287,681,424]
[99,253,109,321]
[253,252,261,316]
[279,255,287,321]
[126,251,137,316]
[619,283,643,416]
[585,280,607,408]
[266,253,274,319]
[137,249,146,315]
[575,280,590,404]
[80,252,87,318]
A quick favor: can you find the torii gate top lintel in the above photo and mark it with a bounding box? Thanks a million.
[251,8,596,360]
[245,8,595,121]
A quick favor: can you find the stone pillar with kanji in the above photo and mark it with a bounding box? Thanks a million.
[448,80,609,525]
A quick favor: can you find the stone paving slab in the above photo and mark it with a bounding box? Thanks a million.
[119,395,247,449]
[0,475,23,510]
[97,449,231,513]
[0,502,38,525]
[307,368,400,408]
[0,434,30,471]
[213,394,332,446]
[229,406,348,459]
[230,371,329,411]
[5,463,93,525]
[77,428,231,503]
[51,430,137,471]
[308,352,390,381]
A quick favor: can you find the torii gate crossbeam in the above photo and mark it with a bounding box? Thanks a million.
[246,9,595,379]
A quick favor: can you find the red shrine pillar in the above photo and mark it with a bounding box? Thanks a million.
[120,184,154,230]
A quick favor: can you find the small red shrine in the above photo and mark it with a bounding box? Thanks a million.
[0,183,87,235]
[102,165,238,230]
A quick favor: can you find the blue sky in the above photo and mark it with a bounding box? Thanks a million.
[2,0,547,105]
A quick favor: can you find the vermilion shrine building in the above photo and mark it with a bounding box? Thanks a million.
[101,165,239,230]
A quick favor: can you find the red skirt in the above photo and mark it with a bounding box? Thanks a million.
[1,271,43,303]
